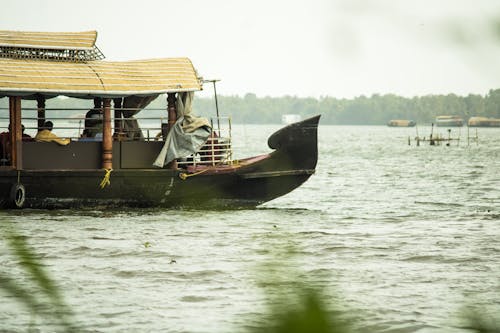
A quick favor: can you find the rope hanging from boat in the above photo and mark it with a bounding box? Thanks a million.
[178,159,240,180]
[178,168,209,180]
[99,169,113,189]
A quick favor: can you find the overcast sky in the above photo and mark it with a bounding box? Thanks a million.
[2,0,500,98]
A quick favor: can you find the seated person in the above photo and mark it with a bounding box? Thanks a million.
[79,129,103,142]
[0,124,35,164]
[22,124,34,141]
[35,121,70,145]
[84,98,103,138]
[0,124,10,164]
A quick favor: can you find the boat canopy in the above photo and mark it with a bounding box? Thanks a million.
[0,30,202,99]
[0,30,104,62]
[0,57,202,98]
[0,30,98,50]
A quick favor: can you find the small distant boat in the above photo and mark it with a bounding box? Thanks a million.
[435,115,464,127]
[282,114,301,125]
[387,119,416,127]
[467,116,500,127]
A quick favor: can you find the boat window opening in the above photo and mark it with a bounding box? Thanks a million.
[0,117,161,142]
[1,105,233,168]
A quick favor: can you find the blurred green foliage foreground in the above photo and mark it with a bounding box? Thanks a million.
[250,287,349,333]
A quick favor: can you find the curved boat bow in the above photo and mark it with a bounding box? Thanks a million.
[173,115,321,208]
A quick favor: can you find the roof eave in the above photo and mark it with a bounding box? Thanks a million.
[0,86,202,99]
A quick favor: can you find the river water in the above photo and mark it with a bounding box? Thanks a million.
[1,123,499,332]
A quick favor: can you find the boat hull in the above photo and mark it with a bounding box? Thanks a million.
[0,115,320,209]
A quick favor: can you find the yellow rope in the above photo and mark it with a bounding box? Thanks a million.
[99,168,113,189]
[179,168,209,180]
[178,159,242,180]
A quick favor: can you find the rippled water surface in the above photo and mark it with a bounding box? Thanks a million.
[1,124,499,332]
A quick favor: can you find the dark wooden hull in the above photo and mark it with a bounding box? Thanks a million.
[0,115,320,209]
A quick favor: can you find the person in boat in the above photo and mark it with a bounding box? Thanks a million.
[0,124,32,164]
[0,124,10,164]
[80,131,102,141]
[83,97,103,138]
[35,121,70,145]
[21,124,33,141]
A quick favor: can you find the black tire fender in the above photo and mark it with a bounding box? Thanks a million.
[10,183,25,208]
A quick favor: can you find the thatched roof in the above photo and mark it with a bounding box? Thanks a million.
[0,57,202,98]
[0,30,202,98]
[0,30,98,49]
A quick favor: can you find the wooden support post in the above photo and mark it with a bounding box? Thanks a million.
[37,95,46,131]
[167,93,177,169]
[9,96,22,170]
[102,98,112,169]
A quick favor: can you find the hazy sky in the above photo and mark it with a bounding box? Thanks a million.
[2,0,500,98]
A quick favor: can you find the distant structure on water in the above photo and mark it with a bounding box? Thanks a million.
[435,115,464,127]
[409,123,479,147]
[387,119,416,127]
[282,114,301,125]
[467,116,500,127]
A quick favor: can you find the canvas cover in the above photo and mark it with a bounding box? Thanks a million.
[153,92,211,167]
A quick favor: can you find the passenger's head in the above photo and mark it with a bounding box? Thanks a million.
[43,121,54,131]
[22,124,25,132]
[93,97,102,108]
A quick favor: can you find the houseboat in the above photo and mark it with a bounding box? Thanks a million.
[467,116,500,127]
[435,115,464,127]
[0,30,320,209]
[387,119,416,127]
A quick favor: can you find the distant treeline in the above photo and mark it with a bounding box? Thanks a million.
[1,89,500,125]
[192,89,500,125]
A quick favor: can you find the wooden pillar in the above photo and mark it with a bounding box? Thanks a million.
[167,93,177,169]
[36,95,46,131]
[9,96,22,170]
[102,98,112,169]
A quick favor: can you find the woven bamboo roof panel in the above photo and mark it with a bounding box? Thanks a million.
[0,30,98,50]
[0,57,202,97]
